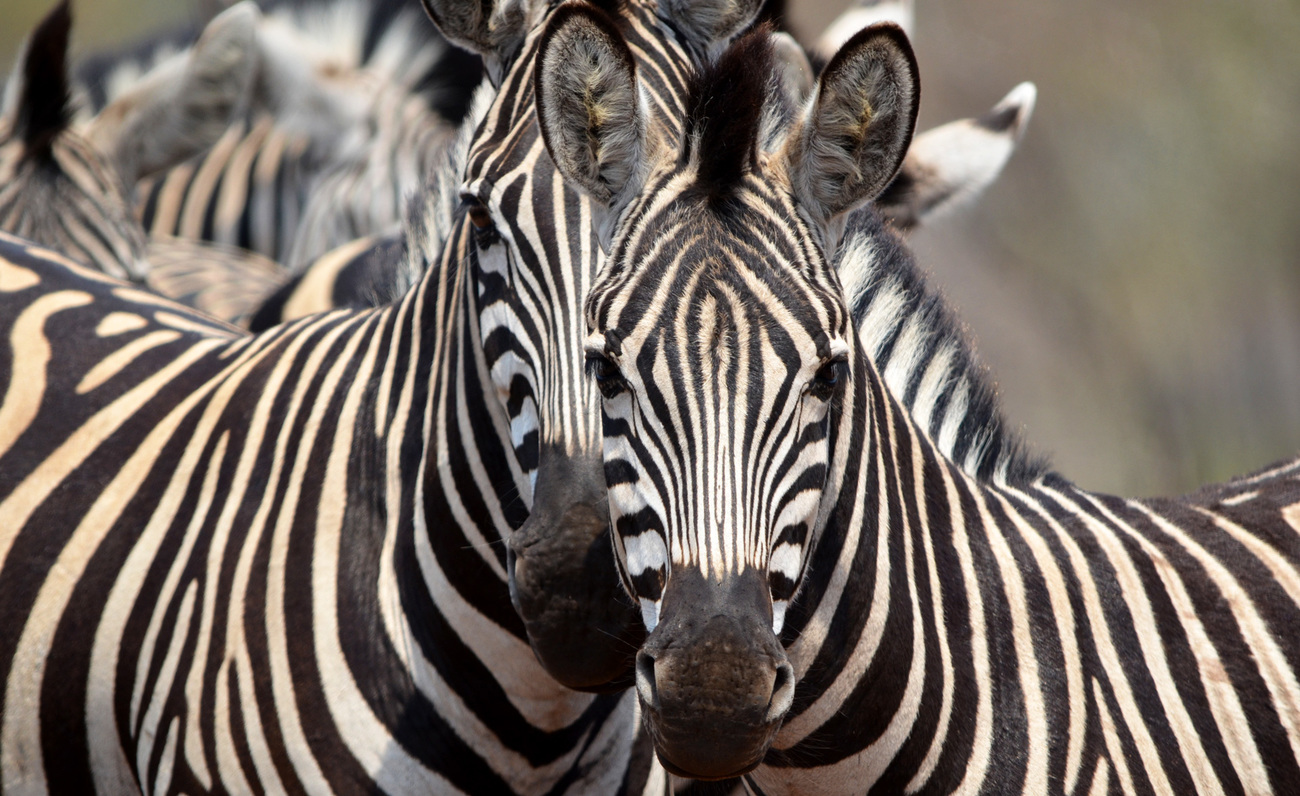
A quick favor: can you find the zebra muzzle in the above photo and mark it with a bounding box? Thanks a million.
[635,568,794,780]
[507,449,644,692]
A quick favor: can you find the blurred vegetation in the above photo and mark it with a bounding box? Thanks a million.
[4,0,1300,497]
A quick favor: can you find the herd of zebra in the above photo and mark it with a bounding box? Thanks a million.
[0,0,1297,793]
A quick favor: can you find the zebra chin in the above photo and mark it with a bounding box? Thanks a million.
[507,448,646,692]
[634,568,795,780]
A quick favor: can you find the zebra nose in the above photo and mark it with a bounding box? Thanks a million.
[636,650,659,710]
[768,662,795,723]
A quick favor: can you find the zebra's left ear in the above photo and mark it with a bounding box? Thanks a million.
[535,3,647,251]
[784,23,919,229]
[660,0,764,50]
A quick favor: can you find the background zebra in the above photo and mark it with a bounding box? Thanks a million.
[542,13,1300,794]
[107,0,466,268]
[1,2,148,281]
[1,2,291,325]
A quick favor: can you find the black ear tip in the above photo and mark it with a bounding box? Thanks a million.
[15,0,75,156]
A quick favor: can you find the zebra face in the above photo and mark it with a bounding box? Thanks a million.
[584,179,851,778]
[584,187,851,636]
[537,8,919,779]
[433,0,719,692]
[458,181,647,692]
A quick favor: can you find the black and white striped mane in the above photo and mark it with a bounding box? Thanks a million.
[837,209,1049,483]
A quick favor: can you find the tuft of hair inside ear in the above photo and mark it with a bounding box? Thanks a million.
[683,25,776,201]
[12,0,74,160]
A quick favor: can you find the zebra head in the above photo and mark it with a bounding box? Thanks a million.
[536,10,918,778]
[419,0,767,691]
[0,2,147,281]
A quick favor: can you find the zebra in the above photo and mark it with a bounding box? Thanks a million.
[131,64,457,269]
[108,0,463,269]
[537,12,1300,794]
[1,1,148,282]
[1,2,289,320]
[0,0,806,791]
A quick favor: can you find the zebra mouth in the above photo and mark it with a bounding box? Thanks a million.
[507,447,645,691]
[632,568,794,778]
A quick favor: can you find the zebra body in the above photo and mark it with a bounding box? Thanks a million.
[534,13,1300,792]
[0,224,652,794]
[135,86,454,269]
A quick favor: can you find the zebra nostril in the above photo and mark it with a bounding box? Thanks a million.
[766,662,795,723]
[505,546,521,613]
[636,651,659,710]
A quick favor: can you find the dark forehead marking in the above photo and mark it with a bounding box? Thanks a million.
[681,26,776,201]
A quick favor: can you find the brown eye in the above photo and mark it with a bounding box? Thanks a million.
[809,359,845,400]
[586,353,627,399]
[468,203,493,229]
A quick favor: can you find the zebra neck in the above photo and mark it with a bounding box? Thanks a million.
[380,220,602,721]
[766,349,1018,789]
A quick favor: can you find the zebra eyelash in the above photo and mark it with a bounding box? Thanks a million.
[584,352,628,398]
[807,355,848,401]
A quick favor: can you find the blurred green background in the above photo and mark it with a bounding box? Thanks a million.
[4,0,1300,497]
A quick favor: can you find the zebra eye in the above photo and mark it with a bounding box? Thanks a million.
[464,199,500,247]
[809,358,845,401]
[467,202,493,229]
[585,353,627,399]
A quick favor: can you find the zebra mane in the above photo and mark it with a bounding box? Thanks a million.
[837,209,1048,484]
[8,1,74,160]
[682,26,775,200]
[401,80,499,296]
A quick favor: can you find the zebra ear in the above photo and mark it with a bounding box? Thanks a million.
[419,0,531,70]
[534,3,646,249]
[660,0,764,49]
[877,82,1036,232]
[770,31,813,106]
[785,23,919,227]
[4,0,74,162]
[85,1,259,183]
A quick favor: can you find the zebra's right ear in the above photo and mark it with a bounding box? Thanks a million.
[84,1,259,183]
[534,2,647,251]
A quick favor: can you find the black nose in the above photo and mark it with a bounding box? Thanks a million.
[631,568,798,779]
[636,649,793,723]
